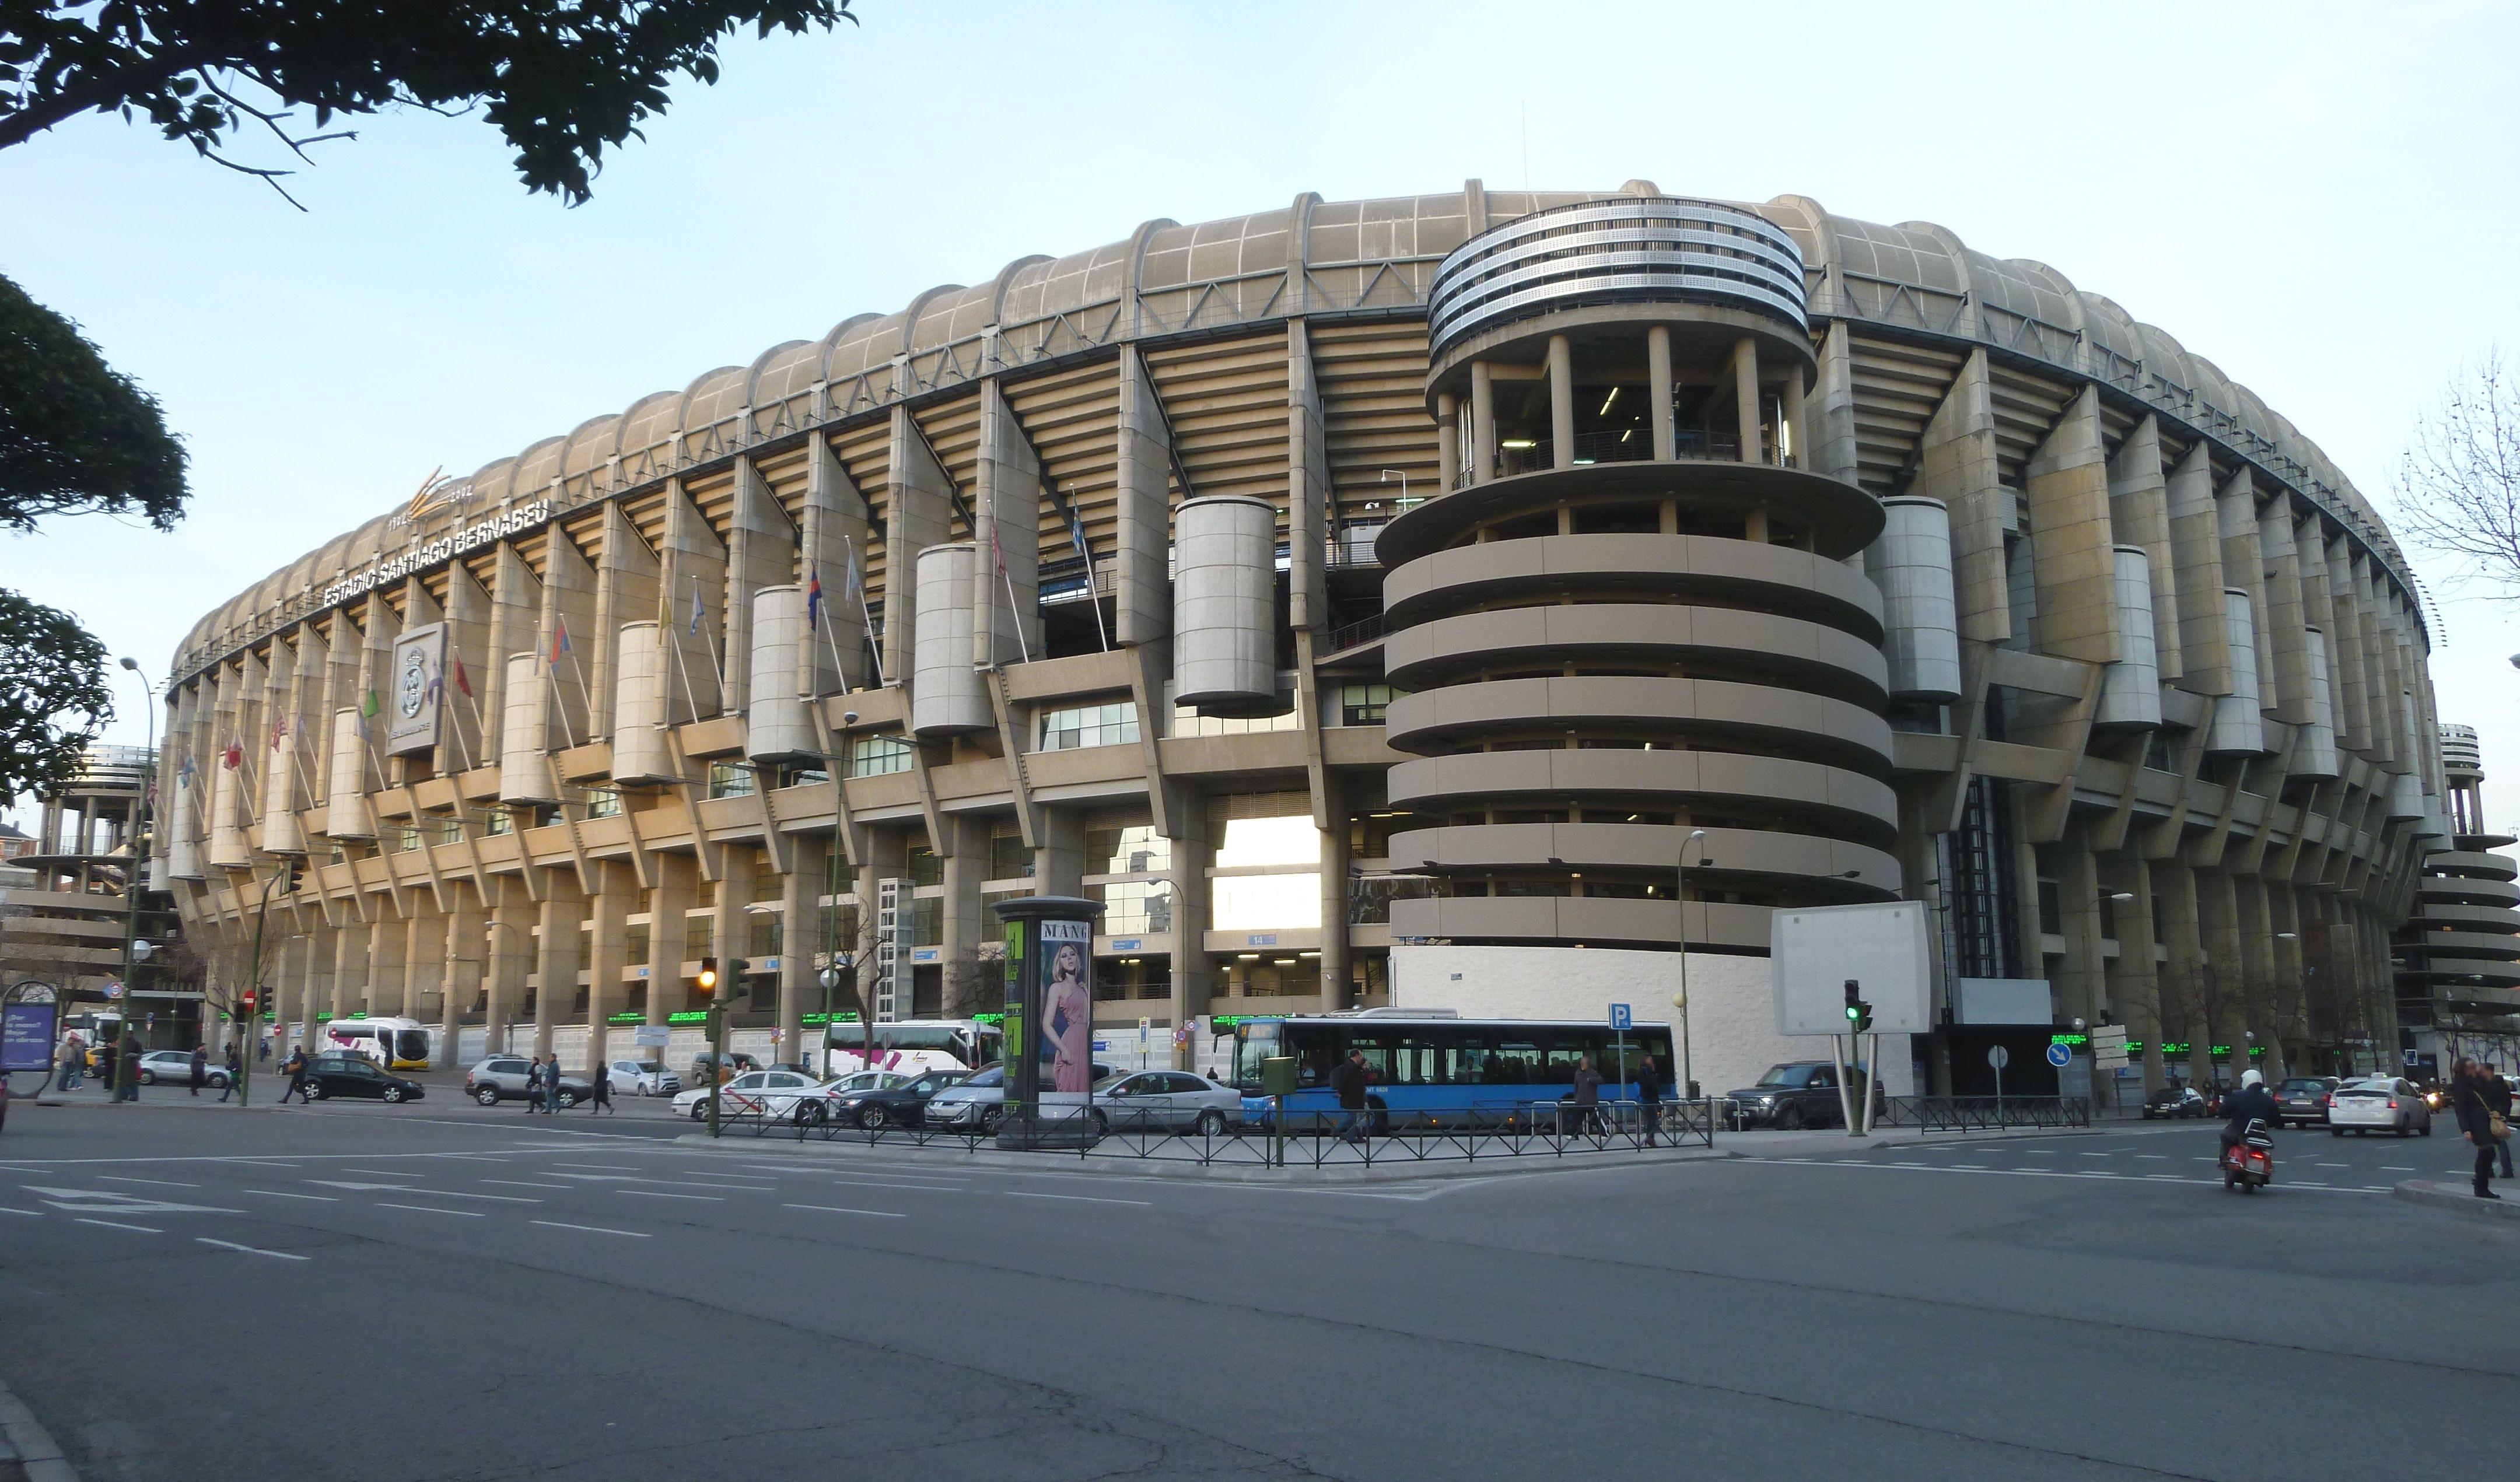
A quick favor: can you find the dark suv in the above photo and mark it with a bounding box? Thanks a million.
[1726,1061,1875,1130]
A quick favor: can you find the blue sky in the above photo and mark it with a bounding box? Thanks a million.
[6,0,2519,821]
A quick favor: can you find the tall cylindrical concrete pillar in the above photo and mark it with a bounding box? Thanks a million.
[499,652,558,803]
[610,622,671,784]
[911,544,988,735]
[2096,545,2163,728]
[208,749,249,868]
[2207,588,2265,755]
[324,707,371,839]
[1171,495,1278,714]
[747,584,814,761]
[1866,496,1962,702]
[2294,625,2340,780]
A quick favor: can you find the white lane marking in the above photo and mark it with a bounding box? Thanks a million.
[0,1206,42,1217]
[25,1186,244,1214]
[222,1159,300,1168]
[198,1237,309,1262]
[618,1190,721,1202]
[1005,1191,1152,1206]
[2384,1166,2416,1172]
[829,1179,967,1192]
[243,1189,337,1203]
[391,1189,540,1204]
[305,1181,419,1193]
[375,1202,485,1218]
[98,1175,202,1189]
[1943,1164,1986,1171]
[482,1179,572,1190]
[2133,1155,2168,1161]
[533,1219,649,1237]
[1751,1157,2392,1194]
[550,1164,639,1171]
[670,1180,779,1192]
[75,1217,163,1233]
[2316,1162,2350,1168]
[782,1203,907,1218]
[2293,1180,2332,1187]
[2078,1152,2114,1158]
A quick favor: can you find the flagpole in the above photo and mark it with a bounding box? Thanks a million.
[566,650,598,731]
[692,575,729,697]
[991,525,1032,665]
[542,659,581,751]
[844,535,886,688]
[1071,493,1110,654]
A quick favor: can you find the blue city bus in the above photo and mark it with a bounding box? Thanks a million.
[1227,1012,1678,1130]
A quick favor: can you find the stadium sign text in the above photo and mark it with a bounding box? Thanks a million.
[317,499,554,608]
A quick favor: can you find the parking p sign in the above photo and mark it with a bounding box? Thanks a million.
[1608,1003,1632,1032]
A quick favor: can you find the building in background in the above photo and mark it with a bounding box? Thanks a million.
[157,184,2441,1096]
[0,745,194,1049]
[2395,724,2520,1076]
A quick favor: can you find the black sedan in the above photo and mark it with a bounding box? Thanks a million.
[2140,1085,2208,1119]
[300,1053,426,1103]
[2273,1077,2334,1127]
[833,1068,970,1130]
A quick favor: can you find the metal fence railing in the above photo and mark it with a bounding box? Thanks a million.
[1875,1095,2093,1131]
[720,1096,1723,1167]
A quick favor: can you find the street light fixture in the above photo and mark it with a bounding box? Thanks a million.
[1674,829,1711,1100]
[110,658,154,1102]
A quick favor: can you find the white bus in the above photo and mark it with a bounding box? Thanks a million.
[823,1018,1003,1077]
[321,1017,435,1071]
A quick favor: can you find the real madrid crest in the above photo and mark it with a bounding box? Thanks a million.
[398,647,428,719]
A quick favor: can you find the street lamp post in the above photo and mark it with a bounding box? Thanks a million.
[111,658,155,1103]
[1672,830,1710,1101]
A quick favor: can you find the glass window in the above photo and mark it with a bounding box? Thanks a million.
[483,808,513,836]
[905,846,943,888]
[749,915,783,959]
[846,735,915,777]
[706,762,755,799]
[1212,873,1322,931]
[1336,684,1395,727]
[626,924,649,964]
[1214,814,1320,870]
[775,761,828,787]
[909,898,942,947]
[397,825,422,853]
[989,830,1033,881]
[1095,880,1174,935]
[583,787,622,819]
[1085,824,1169,876]
[684,915,712,961]
[436,813,464,844]
[1038,700,1140,752]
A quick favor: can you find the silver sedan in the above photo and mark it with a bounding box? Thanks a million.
[1084,1071,1242,1137]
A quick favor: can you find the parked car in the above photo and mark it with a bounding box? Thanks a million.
[2326,1077,2432,1137]
[1725,1061,1874,1130]
[671,1068,821,1121]
[604,1059,681,1098]
[925,1063,1121,1134]
[831,1067,972,1130]
[688,1051,760,1084]
[1083,1071,1243,1136]
[300,1052,425,1103]
[464,1056,596,1108]
[2273,1077,2333,1127]
[136,1050,227,1088]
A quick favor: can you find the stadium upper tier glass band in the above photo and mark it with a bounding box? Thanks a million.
[154,181,2491,1091]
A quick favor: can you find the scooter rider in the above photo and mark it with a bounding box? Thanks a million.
[2220,1067,2280,1153]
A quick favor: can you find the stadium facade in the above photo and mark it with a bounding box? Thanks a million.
[158,181,2474,1095]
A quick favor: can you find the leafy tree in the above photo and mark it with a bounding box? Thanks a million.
[0,272,187,532]
[1,1,859,204]
[0,586,113,802]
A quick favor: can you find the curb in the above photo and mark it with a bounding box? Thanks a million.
[0,1374,80,1482]
[666,1131,1733,1186]
[2393,1178,2520,1222]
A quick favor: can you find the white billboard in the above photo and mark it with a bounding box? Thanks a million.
[1770,901,1932,1036]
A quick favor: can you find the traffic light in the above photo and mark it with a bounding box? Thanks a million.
[280,858,304,893]
[1843,979,1873,1036]
[696,957,719,996]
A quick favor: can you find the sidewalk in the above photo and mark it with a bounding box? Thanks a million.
[0,1371,79,1482]
[2393,1178,2520,1224]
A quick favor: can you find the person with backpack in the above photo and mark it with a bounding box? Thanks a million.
[218,1043,242,1103]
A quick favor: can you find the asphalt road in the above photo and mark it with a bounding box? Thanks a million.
[1,1102,2514,1482]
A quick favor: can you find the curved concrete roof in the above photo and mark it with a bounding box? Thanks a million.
[173,182,2421,677]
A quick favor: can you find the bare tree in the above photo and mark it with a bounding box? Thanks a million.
[2392,349,2520,594]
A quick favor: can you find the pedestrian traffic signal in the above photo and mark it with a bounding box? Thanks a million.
[1843,979,1873,1036]
[696,957,718,996]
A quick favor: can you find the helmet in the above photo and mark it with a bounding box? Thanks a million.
[2241,1068,2264,1089]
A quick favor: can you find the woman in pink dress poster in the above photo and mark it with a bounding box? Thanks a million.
[1043,937,1093,1094]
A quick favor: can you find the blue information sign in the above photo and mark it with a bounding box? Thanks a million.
[1608,1003,1633,1032]
[2044,1041,2073,1068]
[2,1001,59,1073]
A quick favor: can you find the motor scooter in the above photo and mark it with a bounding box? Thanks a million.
[2221,1116,2274,1193]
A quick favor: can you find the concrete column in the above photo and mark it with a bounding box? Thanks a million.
[974,381,1044,668]
[1318,771,1349,1013]
[2197,870,2245,1084]
[886,406,957,693]
[2165,443,2231,697]
[1915,349,2009,644]
[710,849,757,1017]
[1645,325,1675,463]
[1469,360,1495,485]
[540,530,597,749]
[1034,808,1085,898]
[722,456,792,716]
[2053,839,2105,1031]
[1731,339,1762,465]
[1287,322,1329,633]
[660,479,728,723]
[802,435,874,694]
[778,847,813,1064]
[1780,360,1807,470]
[1114,346,1174,649]
[1166,794,1214,1053]
[584,859,633,1074]
[2105,857,2166,1095]
[440,889,484,1064]
[1434,393,1460,491]
[534,873,586,1058]
[590,500,661,741]
[2106,416,2183,684]
[1548,335,1576,468]
[646,853,698,1039]
[2023,386,2118,664]
[369,909,407,1021]
[486,878,533,1055]
[484,543,543,764]
[941,815,989,1006]
[402,908,442,1022]
[330,923,364,1031]
[2154,864,2208,1085]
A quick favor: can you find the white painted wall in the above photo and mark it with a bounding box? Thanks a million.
[1391,944,1915,1098]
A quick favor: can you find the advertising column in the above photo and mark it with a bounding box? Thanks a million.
[990,896,1104,1150]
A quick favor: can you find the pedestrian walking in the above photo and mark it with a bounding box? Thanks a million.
[58,1040,82,1092]
[1569,1054,1605,1137]
[545,1057,567,1112]
[117,1035,140,1101]
[2454,1059,2503,1200]
[526,1054,547,1113]
[1330,1048,1370,1145]
[589,1064,614,1115]
[279,1048,309,1104]
[258,1036,271,1064]
[218,1045,242,1103]
[2488,1066,2516,1182]
[188,1043,208,1096]
[1637,1051,1665,1146]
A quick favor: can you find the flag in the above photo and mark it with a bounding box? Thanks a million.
[841,538,864,603]
[806,564,825,630]
[361,690,379,720]
[687,576,704,636]
[271,717,288,750]
[989,521,1007,577]
[222,737,243,770]
[549,618,571,665]
[1066,505,1091,565]
[452,653,473,699]
[177,755,195,789]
